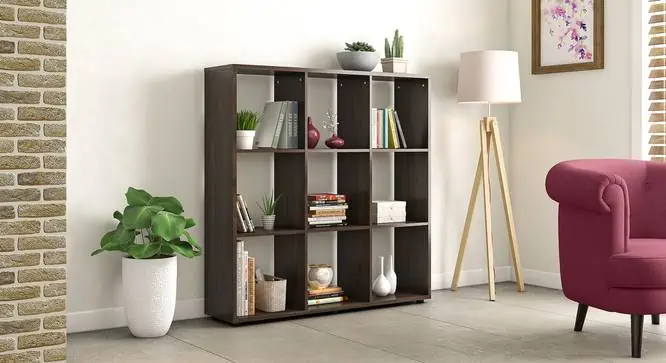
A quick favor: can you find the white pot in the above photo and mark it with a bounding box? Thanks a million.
[380,58,408,73]
[262,215,275,231]
[236,130,256,150]
[122,255,177,338]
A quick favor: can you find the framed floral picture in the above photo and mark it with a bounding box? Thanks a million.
[532,0,604,74]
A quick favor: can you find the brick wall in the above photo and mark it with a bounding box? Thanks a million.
[0,0,66,361]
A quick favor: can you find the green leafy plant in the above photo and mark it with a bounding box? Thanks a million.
[384,29,404,58]
[257,190,281,216]
[237,110,260,130]
[344,41,376,52]
[91,187,202,259]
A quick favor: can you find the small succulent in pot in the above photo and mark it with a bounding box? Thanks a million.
[381,29,408,73]
[236,109,260,150]
[336,41,379,72]
[257,190,281,231]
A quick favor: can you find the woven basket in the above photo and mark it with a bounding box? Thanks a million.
[255,275,287,312]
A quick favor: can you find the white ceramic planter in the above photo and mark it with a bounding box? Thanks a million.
[236,130,256,150]
[122,255,177,338]
[262,215,275,231]
[381,58,408,73]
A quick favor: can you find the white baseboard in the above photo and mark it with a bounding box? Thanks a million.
[521,269,562,290]
[68,298,206,334]
[431,266,513,290]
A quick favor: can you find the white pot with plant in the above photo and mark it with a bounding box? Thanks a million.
[258,190,281,231]
[91,187,202,338]
[237,110,259,150]
[381,29,408,73]
[336,41,380,72]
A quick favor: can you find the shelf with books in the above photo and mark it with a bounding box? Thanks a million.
[205,63,429,325]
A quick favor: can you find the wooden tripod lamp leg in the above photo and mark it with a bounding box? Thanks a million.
[480,119,496,301]
[451,151,483,291]
[489,119,525,292]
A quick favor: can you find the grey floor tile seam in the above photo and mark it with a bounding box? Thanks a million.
[166,332,237,363]
[289,320,426,363]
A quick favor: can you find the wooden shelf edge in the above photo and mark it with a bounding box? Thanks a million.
[237,228,305,237]
[371,222,429,229]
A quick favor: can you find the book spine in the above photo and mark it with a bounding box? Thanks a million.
[309,205,349,211]
[308,193,346,200]
[309,210,347,217]
[307,287,342,295]
[370,108,376,148]
[290,101,299,149]
[271,101,288,148]
[278,103,291,148]
[308,292,345,299]
[388,109,400,149]
[379,109,383,148]
[393,110,408,148]
[308,216,347,222]
[307,296,346,305]
[243,250,248,316]
[235,200,247,232]
[377,109,381,148]
[248,257,255,316]
[237,194,254,232]
[383,108,389,148]
[236,241,244,316]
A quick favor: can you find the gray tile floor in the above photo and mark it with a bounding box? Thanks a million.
[68,283,666,362]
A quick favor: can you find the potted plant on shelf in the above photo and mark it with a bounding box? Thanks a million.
[336,41,380,72]
[237,109,260,150]
[381,29,408,73]
[91,187,202,338]
[257,190,281,231]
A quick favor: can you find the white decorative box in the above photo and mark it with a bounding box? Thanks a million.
[371,200,406,224]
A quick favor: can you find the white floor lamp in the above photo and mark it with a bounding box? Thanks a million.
[451,50,525,301]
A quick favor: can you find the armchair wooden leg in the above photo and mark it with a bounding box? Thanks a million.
[574,304,588,332]
[632,314,644,359]
[652,314,660,325]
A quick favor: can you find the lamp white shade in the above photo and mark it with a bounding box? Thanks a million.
[457,50,522,104]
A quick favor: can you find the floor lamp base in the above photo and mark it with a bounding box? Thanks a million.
[450,117,525,301]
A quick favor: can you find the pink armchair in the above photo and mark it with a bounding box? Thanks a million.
[546,159,666,358]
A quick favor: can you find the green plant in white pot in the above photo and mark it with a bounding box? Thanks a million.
[237,110,259,150]
[257,190,281,231]
[91,187,201,338]
[381,29,408,73]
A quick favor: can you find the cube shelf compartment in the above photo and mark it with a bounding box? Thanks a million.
[204,64,431,325]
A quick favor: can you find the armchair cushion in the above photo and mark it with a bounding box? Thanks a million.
[608,238,666,288]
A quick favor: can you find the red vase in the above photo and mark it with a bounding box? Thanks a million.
[307,117,320,149]
[325,134,345,149]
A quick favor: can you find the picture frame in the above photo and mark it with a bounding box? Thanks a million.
[532,0,604,74]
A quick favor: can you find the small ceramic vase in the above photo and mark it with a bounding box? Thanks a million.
[307,116,320,149]
[307,264,334,289]
[372,256,391,297]
[262,215,275,231]
[325,134,345,149]
[387,255,397,294]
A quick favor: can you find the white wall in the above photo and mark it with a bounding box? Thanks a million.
[68,0,515,331]
[508,0,634,287]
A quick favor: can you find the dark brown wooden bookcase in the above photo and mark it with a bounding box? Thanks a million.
[204,64,431,325]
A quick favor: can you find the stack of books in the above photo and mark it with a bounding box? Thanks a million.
[307,286,347,306]
[308,193,348,227]
[236,240,255,317]
[235,193,255,232]
[371,107,408,149]
[254,100,299,149]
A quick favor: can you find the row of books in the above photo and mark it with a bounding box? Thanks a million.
[307,286,347,306]
[371,108,408,149]
[236,240,255,316]
[235,193,255,233]
[308,193,347,228]
[254,101,299,149]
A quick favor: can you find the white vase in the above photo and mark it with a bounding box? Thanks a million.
[387,255,397,294]
[372,256,391,297]
[122,255,177,338]
[308,264,334,289]
[262,215,275,230]
[236,130,255,150]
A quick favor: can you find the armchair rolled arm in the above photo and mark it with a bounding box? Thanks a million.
[546,161,629,214]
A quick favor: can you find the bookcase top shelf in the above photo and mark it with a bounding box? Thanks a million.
[205,63,430,81]
[237,148,429,154]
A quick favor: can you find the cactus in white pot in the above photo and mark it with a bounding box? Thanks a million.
[381,29,408,73]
